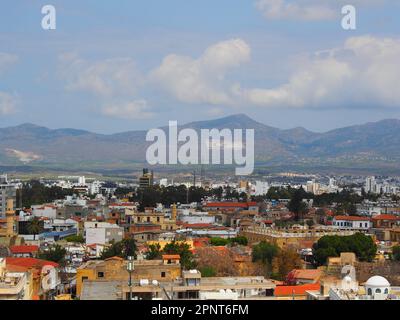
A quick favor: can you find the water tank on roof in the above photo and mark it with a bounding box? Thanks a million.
[139,279,149,286]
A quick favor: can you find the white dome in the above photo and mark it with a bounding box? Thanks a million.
[365,276,390,287]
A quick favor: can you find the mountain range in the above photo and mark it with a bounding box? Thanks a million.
[1,114,400,174]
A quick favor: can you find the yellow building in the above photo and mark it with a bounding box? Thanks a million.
[146,240,194,251]
[76,256,181,297]
[132,208,177,231]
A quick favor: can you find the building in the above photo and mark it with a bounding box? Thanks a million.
[332,216,372,232]
[0,175,16,219]
[84,221,124,245]
[0,258,31,300]
[372,214,400,229]
[139,169,153,189]
[10,245,39,258]
[76,256,182,297]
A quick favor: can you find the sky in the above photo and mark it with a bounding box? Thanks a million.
[1,0,400,133]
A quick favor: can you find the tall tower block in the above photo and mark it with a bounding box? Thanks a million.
[171,204,177,221]
[6,198,15,237]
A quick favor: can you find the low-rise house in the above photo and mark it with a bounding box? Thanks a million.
[332,216,371,232]
[372,214,400,229]
[10,245,39,258]
[84,221,124,245]
[286,269,322,285]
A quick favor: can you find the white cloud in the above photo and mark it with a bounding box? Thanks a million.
[255,0,336,21]
[255,0,387,21]
[151,38,250,105]
[102,100,154,119]
[0,52,18,73]
[0,92,18,115]
[59,53,142,97]
[238,35,400,108]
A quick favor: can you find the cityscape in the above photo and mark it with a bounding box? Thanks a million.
[1,169,400,301]
[1,0,400,313]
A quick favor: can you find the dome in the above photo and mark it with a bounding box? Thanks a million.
[365,276,390,287]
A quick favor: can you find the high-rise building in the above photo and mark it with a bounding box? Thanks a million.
[365,176,377,193]
[0,174,16,218]
[139,169,153,189]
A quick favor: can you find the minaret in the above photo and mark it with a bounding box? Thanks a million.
[6,198,16,237]
[171,204,177,221]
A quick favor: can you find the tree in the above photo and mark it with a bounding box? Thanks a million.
[312,233,377,265]
[38,244,66,264]
[26,217,43,240]
[199,266,217,277]
[230,236,248,246]
[163,241,196,270]
[392,246,400,261]
[101,239,137,260]
[65,234,84,243]
[146,243,162,260]
[252,241,279,266]
[210,237,229,246]
[272,248,303,281]
[287,188,309,221]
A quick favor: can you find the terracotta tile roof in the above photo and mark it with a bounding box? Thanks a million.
[162,254,180,260]
[204,202,257,208]
[334,215,370,221]
[287,269,322,281]
[10,245,39,254]
[372,214,400,221]
[6,257,59,269]
[275,284,320,296]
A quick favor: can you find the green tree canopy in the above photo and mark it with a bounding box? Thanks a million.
[101,239,137,260]
[38,244,66,265]
[313,233,377,265]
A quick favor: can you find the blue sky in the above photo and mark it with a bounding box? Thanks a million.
[1,0,400,133]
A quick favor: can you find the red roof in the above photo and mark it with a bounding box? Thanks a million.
[10,245,39,254]
[372,214,400,221]
[275,284,320,296]
[162,254,180,260]
[6,257,59,269]
[204,202,257,208]
[334,215,370,221]
[183,223,214,229]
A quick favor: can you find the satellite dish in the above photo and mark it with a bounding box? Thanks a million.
[41,265,57,291]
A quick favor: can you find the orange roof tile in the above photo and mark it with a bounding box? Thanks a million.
[334,215,370,221]
[372,214,400,221]
[275,284,320,296]
[6,257,59,269]
[10,245,39,254]
[162,254,180,260]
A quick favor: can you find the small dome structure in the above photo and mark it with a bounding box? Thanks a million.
[365,276,390,287]
[365,276,390,300]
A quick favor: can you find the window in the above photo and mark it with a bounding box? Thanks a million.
[97,272,104,278]
[368,288,372,295]
[375,288,381,294]
[157,217,160,222]
[161,272,166,278]
[384,288,388,294]
[82,276,88,282]
[147,217,150,222]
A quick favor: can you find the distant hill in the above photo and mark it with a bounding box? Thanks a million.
[1,114,400,173]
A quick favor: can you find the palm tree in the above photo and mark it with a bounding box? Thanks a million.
[27,216,43,240]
